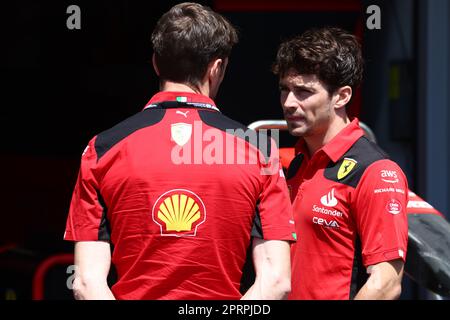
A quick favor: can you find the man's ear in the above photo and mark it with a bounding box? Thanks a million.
[205,58,228,99]
[333,86,352,110]
[152,53,160,76]
[209,58,226,80]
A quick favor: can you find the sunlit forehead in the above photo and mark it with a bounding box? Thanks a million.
[280,71,322,91]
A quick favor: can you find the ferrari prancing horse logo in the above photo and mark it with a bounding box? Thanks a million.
[337,158,357,180]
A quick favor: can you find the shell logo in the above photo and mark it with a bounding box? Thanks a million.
[152,189,206,237]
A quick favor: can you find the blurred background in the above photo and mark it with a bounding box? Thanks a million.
[0,0,448,300]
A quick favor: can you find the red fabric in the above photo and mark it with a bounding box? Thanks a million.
[282,144,443,218]
[288,119,408,299]
[279,147,295,171]
[65,92,295,299]
[352,160,409,267]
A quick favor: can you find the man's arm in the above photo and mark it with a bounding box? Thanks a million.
[241,238,291,300]
[354,259,404,300]
[72,241,116,300]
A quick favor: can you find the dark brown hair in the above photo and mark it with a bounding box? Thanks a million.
[273,27,363,94]
[151,2,238,86]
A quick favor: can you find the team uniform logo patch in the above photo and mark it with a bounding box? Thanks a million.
[152,189,206,237]
[380,169,399,183]
[386,199,402,215]
[320,188,338,207]
[171,123,192,146]
[337,158,357,180]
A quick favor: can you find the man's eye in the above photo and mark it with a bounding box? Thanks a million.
[295,88,312,95]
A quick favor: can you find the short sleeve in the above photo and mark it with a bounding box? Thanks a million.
[352,159,408,267]
[64,137,110,242]
[255,140,297,241]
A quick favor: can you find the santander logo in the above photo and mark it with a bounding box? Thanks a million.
[320,188,338,207]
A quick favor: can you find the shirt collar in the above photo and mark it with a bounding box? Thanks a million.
[295,118,365,163]
[144,91,218,111]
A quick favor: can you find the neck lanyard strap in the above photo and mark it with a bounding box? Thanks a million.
[144,101,220,112]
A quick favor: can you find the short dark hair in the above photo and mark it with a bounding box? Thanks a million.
[151,2,238,86]
[273,27,363,94]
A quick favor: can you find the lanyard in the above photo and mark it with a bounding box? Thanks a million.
[144,101,220,112]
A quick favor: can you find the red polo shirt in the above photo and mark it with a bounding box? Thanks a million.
[64,91,295,300]
[287,119,408,300]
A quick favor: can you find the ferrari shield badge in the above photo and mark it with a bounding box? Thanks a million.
[337,158,357,180]
[171,123,192,146]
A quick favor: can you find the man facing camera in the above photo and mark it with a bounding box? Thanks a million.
[273,27,408,299]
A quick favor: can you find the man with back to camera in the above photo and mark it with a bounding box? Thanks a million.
[63,2,296,300]
[272,27,408,299]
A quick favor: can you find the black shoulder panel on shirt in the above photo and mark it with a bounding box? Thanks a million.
[95,109,166,161]
[199,110,271,158]
[286,153,304,180]
[324,136,390,188]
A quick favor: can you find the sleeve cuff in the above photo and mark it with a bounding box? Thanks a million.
[363,247,406,267]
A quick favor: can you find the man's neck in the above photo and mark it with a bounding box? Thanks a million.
[304,115,351,157]
[160,81,210,97]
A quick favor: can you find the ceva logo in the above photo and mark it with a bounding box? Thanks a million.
[313,217,340,229]
[320,188,338,207]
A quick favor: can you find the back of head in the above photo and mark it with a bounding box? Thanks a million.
[151,2,238,87]
[273,27,363,94]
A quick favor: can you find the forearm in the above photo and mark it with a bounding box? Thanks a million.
[242,239,291,300]
[354,281,401,300]
[241,281,261,300]
[73,241,115,300]
[241,274,290,300]
[73,277,116,300]
[353,264,402,300]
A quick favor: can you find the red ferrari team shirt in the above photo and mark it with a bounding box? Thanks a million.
[287,119,408,300]
[64,91,296,300]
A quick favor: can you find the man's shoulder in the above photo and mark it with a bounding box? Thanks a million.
[198,110,248,131]
[94,108,166,161]
[324,136,391,188]
[346,135,390,163]
[199,110,273,157]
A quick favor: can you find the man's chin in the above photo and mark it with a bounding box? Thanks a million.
[288,126,307,137]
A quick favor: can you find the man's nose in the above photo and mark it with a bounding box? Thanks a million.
[282,91,298,111]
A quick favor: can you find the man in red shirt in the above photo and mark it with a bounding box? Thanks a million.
[64,2,296,300]
[273,27,408,299]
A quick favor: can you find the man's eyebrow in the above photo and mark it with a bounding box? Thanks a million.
[278,81,316,90]
[293,84,315,90]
